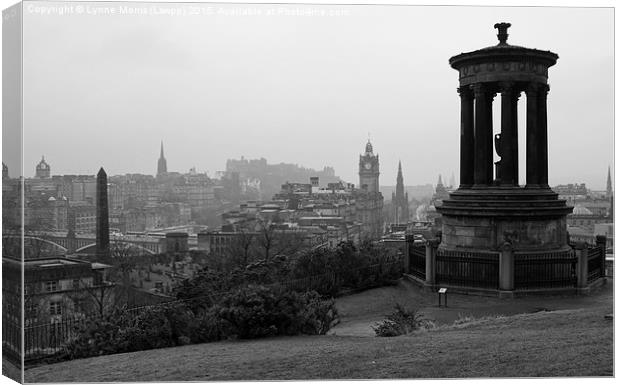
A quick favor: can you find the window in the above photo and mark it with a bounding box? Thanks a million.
[45,281,58,292]
[73,298,85,313]
[26,303,39,319]
[49,301,62,316]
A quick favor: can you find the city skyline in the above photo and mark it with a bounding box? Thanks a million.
[4,4,614,189]
[12,145,613,192]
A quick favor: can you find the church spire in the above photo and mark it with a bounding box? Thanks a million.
[392,160,408,224]
[396,161,404,196]
[157,140,168,176]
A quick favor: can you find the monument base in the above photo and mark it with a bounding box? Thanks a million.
[437,187,573,252]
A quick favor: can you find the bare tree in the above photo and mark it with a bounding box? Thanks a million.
[70,278,119,318]
[220,228,259,268]
[254,219,306,261]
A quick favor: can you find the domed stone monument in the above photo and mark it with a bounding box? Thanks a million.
[429,23,596,295]
[438,22,573,253]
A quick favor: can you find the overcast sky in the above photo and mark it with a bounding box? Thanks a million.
[11,2,614,189]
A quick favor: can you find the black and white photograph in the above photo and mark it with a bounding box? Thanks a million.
[1,0,615,382]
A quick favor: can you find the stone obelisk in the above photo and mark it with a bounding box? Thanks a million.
[96,167,110,258]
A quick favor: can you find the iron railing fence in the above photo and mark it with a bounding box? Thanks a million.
[587,246,605,283]
[409,243,426,280]
[2,318,22,364]
[435,249,499,289]
[514,249,576,289]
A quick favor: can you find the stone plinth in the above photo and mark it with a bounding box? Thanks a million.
[437,187,572,252]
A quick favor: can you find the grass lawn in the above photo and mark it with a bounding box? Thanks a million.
[24,280,614,382]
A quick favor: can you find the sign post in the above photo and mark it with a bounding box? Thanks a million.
[438,287,447,307]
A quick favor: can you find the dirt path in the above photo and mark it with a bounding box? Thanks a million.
[330,278,613,336]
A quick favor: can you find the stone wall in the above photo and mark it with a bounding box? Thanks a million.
[442,215,567,251]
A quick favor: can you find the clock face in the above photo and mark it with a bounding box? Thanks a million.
[365,162,372,170]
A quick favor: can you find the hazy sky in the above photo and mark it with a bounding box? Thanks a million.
[12,2,614,189]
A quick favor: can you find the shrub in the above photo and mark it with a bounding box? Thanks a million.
[126,303,195,350]
[191,307,229,343]
[63,303,198,359]
[217,285,339,339]
[298,291,339,335]
[373,304,425,337]
[62,307,136,359]
[62,287,339,361]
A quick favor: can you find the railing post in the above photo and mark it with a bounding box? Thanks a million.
[595,234,607,250]
[575,242,589,293]
[425,239,438,286]
[404,235,412,274]
[596,235,607,276]
[499,242,514,297]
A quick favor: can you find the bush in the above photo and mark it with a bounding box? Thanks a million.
[290,241,403,296]
[217,285,338,339]
[126,303,196,350]
[63,303,198,359]
[373,304,425,337]
[62,307,136,359]
[298,291,339,335]
[191,307,229,343]
[62,286,339,361]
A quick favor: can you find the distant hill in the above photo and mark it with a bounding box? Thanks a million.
[226,157,341,200]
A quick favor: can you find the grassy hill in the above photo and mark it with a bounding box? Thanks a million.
[24,280,613,382]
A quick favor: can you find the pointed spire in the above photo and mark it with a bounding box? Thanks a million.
[437,174,443,186]
[157,141,168,176]
[396,161,404,187]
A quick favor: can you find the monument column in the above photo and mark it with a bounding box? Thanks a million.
[525,83,540,188]
[499,82,519,186]
[459,86,475,188]
[537,84,550,187]
[96,167,110,258]
[473,83,494,187]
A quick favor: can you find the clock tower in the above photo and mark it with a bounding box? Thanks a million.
[359,140,380,193]
[356,140,384,240]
